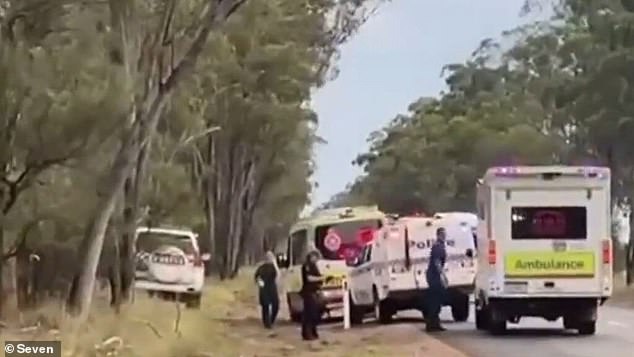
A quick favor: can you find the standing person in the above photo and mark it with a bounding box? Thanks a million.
[301,250,324,340]
[425,227,448,332]
[254,251,280,329]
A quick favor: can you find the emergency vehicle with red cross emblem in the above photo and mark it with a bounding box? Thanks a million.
[275,205,385,322]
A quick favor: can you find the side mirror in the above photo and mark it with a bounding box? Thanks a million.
[201,253,211,261]
[465,249,474,258]
[276,253,289,269]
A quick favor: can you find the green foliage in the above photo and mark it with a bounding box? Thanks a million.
[331,0,634,217]
[0,0,381,285]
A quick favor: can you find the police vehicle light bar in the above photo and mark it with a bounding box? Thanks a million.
[492,166,608,179]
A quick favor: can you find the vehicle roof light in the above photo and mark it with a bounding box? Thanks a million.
[493,166,521,176]
[579,166,607,179]
[492,166,609,179]
[338,207,355,218]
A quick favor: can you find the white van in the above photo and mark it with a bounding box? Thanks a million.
[347,214,476,324]
[474,166,613,335]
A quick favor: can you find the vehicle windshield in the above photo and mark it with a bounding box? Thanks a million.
[315,219,382,261]
[511,206,587,240]
[136,232,196,254]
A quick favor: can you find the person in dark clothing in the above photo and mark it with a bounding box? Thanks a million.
[301,250,324,341]
[425,227,448,332]
[254,251,280,329]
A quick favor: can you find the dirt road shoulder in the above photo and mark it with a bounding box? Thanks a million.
[1,274,469,357]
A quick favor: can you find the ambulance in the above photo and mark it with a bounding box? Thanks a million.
[347,214,477,324]
[276,205,384,321]
[474,166,612,335]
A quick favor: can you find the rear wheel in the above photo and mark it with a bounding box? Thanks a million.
[290,311,302,323]
[451,293,470,322]
[373,288,393,324]
[577,321,597,335]
[563,317,576,330]
[287,294,302,323]
[489,318,507,335]
[475,301,488,330]
[185,294,201,309]
[487,304,507,335]
[420,305,429,321]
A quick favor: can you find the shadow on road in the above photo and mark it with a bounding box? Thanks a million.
[446,327,586,339]
[218,316,298,328]
[321,315,426,325]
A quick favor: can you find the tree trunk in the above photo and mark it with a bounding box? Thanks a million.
[68,85,167,318]
[120,141,150,299]
[108,225,122,312]
[2,257,18,320]
[625,201,634,286]
[215,141,233,279]
[0,223,4,317]
[203,134,216,276]
[227,149,254,278]
[67,158,132,317]
[231,169,258,277]
[67,116,143,317]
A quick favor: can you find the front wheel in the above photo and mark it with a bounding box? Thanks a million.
[349,295,364,325]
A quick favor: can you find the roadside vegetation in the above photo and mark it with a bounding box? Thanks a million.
[3,0,634,355]
[325,0,634,283]
[2,271,466,357]
[0,0,382,322]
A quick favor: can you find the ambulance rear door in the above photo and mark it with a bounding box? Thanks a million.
[490,167,611,296]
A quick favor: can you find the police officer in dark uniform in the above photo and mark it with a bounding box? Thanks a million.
[425,227,448,332]
[301,250,324,340]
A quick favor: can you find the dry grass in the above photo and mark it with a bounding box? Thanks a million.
[0,271,462,357]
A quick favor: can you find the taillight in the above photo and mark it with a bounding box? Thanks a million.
[488,240,496,265]
[188,254,203,267]
[602,239,612,265]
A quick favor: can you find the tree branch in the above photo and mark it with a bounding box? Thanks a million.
[160,0,247,94]
[1,154,75,214]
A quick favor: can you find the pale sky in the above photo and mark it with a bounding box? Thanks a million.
[310,0,544,207]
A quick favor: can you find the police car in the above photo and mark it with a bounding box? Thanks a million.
[347,214,477,324]
[134,226,210,308]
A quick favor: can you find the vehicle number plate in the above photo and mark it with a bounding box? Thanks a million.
[324,276,344,287]
[151,254,185,265]
[504,281,528,294]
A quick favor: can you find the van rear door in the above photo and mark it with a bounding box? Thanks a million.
[440,220,477,286]
[403,219,435,290]
[493,181,609,296]
[383,223,418,291]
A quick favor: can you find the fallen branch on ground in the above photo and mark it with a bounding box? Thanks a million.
[132,319,162,338]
